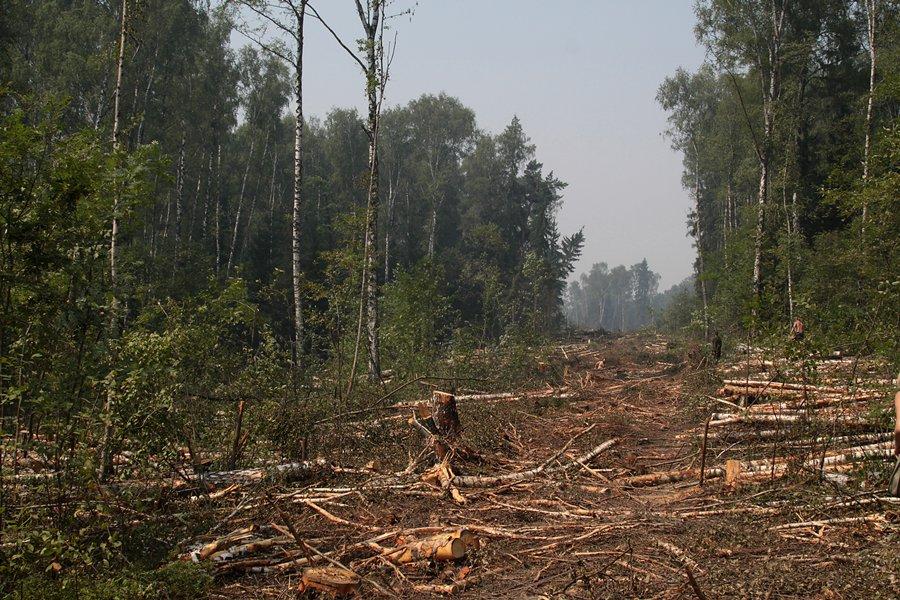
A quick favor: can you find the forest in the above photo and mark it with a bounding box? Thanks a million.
[1,1,898,599]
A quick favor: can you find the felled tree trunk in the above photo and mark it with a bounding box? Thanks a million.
[382,531,467,564]
[299,567,359,597]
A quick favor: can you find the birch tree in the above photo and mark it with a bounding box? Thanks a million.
[697,0,788,303]
[99,0,128,481]
[307,0,404,381]
[232,0,308,361]
[861,0,879,225]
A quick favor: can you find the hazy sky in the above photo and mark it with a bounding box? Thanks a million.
[238,1,707,289]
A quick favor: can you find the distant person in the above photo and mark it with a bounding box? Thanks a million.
[790,317,804,341]
[712,330,722,363]
[891,373,900,497]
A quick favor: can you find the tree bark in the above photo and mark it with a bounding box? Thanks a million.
[100,0,128,482]
[291,0,307,363]
[384,177,396,282]
[173,125,186,261]
[214,142,223,275]
[693,149,709,337]
[226,138,255,276]
[751,1,785,304]
[359,0,383,381]
[861,0,878,225]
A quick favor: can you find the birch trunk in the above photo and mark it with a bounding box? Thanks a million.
[267,153,279,270]
[173,126,186,257]
[100,0,128,481]
[384,177,395,282]
[861,0,878,225]
[693,150,709,337]
[201,152,213,238]
[291,1,307,362]
[226,139,255,276]
[751,2,784,303]
[237,134,271,265]
[358,0,384,381]
[363,40,381,381]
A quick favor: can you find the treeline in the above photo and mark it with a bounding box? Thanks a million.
[657,0,899,355]
[0,0,583,489]
[564,260,667,332]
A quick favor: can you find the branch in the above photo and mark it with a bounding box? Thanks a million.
[232,26,297,69]
[724,67,764,165]
[306,1,367,72]
[234,0,300,46]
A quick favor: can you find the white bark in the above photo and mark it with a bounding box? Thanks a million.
[101,0,128,481]
[862,0,878,225]
[291,1,307,362]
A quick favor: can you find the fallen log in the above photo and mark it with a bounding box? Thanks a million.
[299,566,359,597]
[382,531,469,564]
[209,536,292,562]
[708,412,870,427]
[199,458,329,486]
[721,380,877,395]
[451,438,618,488]
[771,514,886,531]
[192,525,255,561]
[620,467,723,488]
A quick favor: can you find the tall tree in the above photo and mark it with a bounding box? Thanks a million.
[697,0,788,303]
[861,0,879,224]
[233,0,309,361]
[99,0,129,481]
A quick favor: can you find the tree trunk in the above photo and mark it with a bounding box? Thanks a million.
[693,150,709,337]
[238,134,271,265]
[100,0,128,482]
[214,143,224,274]
[751,2,784,305]
[862,0,878,225]
[267,153,279,271]
[136,45,158,146]
[201,152,213,238]
[361,3,383,381]
[226,139,255,276]
[384,177,395,282]
[291,1,307,363]
[427,203,438,260]
[173,126,186,263]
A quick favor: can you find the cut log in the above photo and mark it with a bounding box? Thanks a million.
[725,460,741,486]
[620,467,723,488]
[195,525,255,561]
[200,458,328,486]
[299,566,359,597]
[383,532,467,564]
[721,380,876,395]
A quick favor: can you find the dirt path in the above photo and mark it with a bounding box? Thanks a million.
[208,334,898,599]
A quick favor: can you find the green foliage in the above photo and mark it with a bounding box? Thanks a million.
[381,261,452,375]
[654,1,900,355]
[3,562,211,600]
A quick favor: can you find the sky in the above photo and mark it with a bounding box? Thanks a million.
[235,0,707,289]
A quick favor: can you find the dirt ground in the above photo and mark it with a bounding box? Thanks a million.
[201,334,899,599]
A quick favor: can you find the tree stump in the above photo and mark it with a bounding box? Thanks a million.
[431,391,460,439]
[431,391,460,459]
